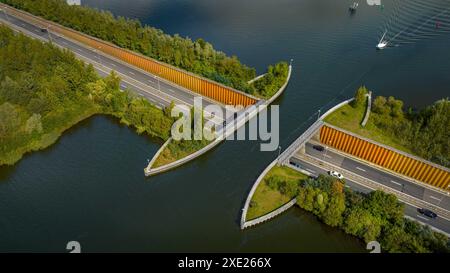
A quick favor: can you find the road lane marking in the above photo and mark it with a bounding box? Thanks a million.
[416,215,430,221]
[356,167,366,172]
[389,180,402,186]
[306,169,316,173]
[429,195,441,202]
[53,37,219,113]
[324,154,332,159]
[129,71,135,76]
[110,63,116,67]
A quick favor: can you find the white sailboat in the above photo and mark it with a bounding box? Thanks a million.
[376,30,388,50]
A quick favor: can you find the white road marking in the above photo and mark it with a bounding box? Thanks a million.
[416,215,430,221]
[306,169,316,173]
[389,180,402,186]
[356,167,366,172]
[168,89,175,93]
[429,195,441,202]
[129,71,135,76]
[110,63,116,67]
[324,154,332,159]
[62,41,68,45]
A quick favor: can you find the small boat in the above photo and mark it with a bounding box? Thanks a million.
[376,30,388,50]
[349,2,359,12]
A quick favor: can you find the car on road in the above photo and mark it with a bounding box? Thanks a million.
[417,208,438,219]
[312,145,325,152]
[40,28,48,33]
[328,170,344,180]
[289,161,301,169]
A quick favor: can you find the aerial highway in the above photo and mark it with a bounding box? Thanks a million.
[303,142,450,211]
[288,156,450,236]
[0,8,225,126]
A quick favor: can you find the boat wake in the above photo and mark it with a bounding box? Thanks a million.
[378,0,450,48]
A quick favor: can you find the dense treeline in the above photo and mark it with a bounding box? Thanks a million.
[352,88,450,167]
[0,25,173,165]
[252,62,289,98]
[267,173,449,253]
[1,0,289,98]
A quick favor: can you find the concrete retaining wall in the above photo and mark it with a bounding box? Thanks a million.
[361,92,372,127]
[242,198,297,229]
[320,124,450,191]
[240,160,277,229]
[0,3,259,106]
[145,65,292,176]
[240,98,353,229]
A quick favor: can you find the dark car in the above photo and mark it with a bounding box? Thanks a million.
[40,28,48,33]
[417,208,437,219]
[312,145,325,152]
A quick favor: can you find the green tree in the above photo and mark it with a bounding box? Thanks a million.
[372,96,389,115]
[0,102,21,138]
[350,86,368,108]
[343,207,382,242]
[25,113,43,134]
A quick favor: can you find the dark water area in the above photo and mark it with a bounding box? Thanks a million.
[1,0,449,252]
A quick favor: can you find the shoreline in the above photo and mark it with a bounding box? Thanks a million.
[145,64,293,176]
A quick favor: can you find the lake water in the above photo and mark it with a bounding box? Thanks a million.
[1,0,449,252]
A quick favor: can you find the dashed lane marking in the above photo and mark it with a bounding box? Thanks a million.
[389,180,402,186]
[416,215,430,221]
[429,195,442,202]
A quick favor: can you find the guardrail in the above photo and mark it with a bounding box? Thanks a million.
[296,153,450,219]
[145,66,292,176]
[278,98,354,165]
[278,120,323,164]
[321,123,450,191]
[0,2,259,107]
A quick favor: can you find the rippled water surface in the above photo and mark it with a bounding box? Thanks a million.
[1,0,449,252]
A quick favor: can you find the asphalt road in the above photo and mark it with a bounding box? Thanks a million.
[288,156,450,235]
[0,9,225,126]
[304,142,450,211]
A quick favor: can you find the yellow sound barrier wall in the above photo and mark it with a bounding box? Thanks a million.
[319,125,450,191]
[4,5,257,107]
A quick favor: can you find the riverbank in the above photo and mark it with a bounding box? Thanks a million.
[244,163,449,253]
[0,25,173,166]
[246,165,307,220]
[0,0,287,100]
[324,88,449,168]
[145,64,292,176]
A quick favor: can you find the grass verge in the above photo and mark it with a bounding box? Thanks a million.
[246,165,307,221]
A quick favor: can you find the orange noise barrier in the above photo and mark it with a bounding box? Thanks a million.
[320,125,450,191]
[4,4,258,107]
